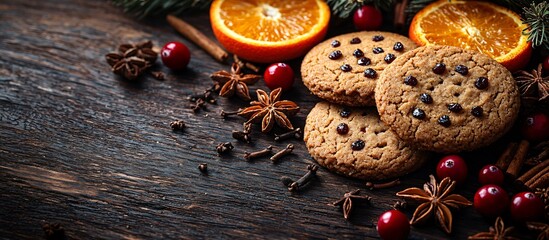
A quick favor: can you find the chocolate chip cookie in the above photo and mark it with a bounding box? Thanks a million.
[375,45,520,153]
[304,102,428,180]
[301,31,418,106]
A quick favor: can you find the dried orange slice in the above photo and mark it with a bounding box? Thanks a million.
[409,0,531,72]
[210,0,330,63]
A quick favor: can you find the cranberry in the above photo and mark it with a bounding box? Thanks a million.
[510,192,544,223]
[353,5,383,31]
[264,63,295,91]
[478,165,504,186]
[436,155,467,184]
[161,41,191,70]
[474,184,509,217]
[520,112,549,142]
[377,210,410,240]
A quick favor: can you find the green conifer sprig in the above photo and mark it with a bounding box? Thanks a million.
[521,2,549,50]
[111,0,211,18]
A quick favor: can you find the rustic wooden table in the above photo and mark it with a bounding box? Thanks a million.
[0,0,524,239]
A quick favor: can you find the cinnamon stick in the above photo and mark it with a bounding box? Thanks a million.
[525,165,549,189]
[166,15,228,63]
[517,159,549,183]
[393,0,409,28]
[506,140,529,178]
[496,142,518,171]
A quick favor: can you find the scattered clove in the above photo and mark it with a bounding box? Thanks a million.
[233,123,252,143]
[198,163,208,173]
[170,120,186,131]
[232,130,251,143]
[270,144,294,163]
[150,71,165,80]
[216,142,234,155]
[234,54,260,73]
[191,98,206,113]
[274,128,302,142]
[188,84,219,104]
[365,179,401,190]
[244,145,273,160]
[221,109,242,118]
[393,200,407,210]
[287,164,319,192]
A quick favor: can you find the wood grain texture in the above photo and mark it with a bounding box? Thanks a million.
[0,0,526,239]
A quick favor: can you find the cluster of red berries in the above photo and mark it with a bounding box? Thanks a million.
[435,155,544,222]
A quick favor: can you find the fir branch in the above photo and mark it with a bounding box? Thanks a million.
[522,2,549,51]
[327,0,395,19]
[111,0,211,19]
[405,0,436,25]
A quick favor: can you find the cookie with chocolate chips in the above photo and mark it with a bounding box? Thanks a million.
[303,102,428,180]
[301,31,417,106]
[375,45,520,153]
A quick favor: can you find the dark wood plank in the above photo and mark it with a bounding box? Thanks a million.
[0,0,515,239]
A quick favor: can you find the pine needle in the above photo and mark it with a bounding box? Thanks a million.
[522,2,549,51]
[111,0,212,19]
[326,0,395,19]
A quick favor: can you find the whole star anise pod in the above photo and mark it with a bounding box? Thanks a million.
[396,175,472,234]
[211,63,261,101]
[118,40,158,64]
[516,64,549,101]
[527,221,549,240]
[238,88,299,133]
[105,48,150,80]
[331,189,371,220]
[469,217,519,240]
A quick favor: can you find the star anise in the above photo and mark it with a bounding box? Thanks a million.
[118,40,158,64]
[331,189,372,220]
[238,88,299,133]
[527,222,549,240]
[210,63,261,101]
[396,175,472,234]
[105,48,150,80]
[516,64,549,101]
[468,217,519,240]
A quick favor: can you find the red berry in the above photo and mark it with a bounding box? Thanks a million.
[263,63,295,91]
[353,5,383,31]
[521,112,549,142]
[478,165,504,186]
[377,210,410,240]
[510,191,544,223]
[474,184,509,217]
[161,41,191,70]
[436,155,468,185]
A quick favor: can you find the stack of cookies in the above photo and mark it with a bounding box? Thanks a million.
[301,32,520,181]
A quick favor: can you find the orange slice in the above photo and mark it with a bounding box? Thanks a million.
[409,0,531,72]
[210,0,330,63]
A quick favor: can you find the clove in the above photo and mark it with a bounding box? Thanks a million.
[216,142,234,155]
[393,200,407,210]
[234,55,260,73]
[274,128,302,142]
[150,71,165,80]
[365,179,401,190]
[198,163,208,173]
[170,120,186,131]
[232,130,251,143]
[270,144,294,163]
[221,109,242,118]
[191,98,206,112]
[244,145,273,160]
[288,164,319,192]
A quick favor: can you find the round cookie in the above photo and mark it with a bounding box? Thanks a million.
[375,45,520,153]
[304,101,428,180]
[301,31,417,106]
